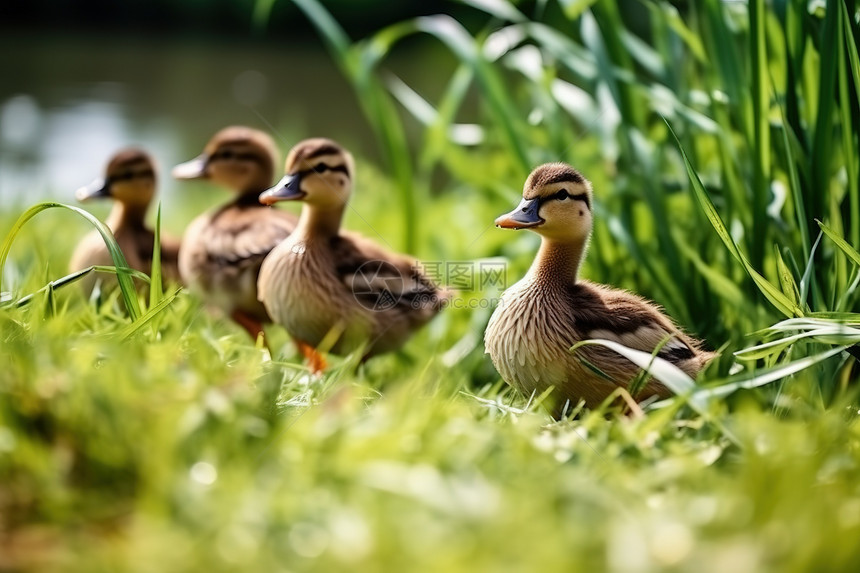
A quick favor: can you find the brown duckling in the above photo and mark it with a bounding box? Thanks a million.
[257,138,451,372]
[69,148,181,295]
[484,163,713,413]
[172,126,297,342]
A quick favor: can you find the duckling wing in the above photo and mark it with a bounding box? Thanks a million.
[331,232,447,315]
[204,205,297,269]
[569,282,696,363]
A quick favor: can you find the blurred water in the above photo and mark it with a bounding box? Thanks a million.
[0,31,377,207]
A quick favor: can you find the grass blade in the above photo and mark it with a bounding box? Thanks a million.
[777,102,811,260]
[572,339,697,397]
[674,235,746,309]
[817,219,860,267]
[575,338,739,444]
[149,203,164,309]
[669,124,802,318]
[774,245,800,308]
[120,287,182,339]
[809,0,839,236]
[690,346,846,402]
[735,326,860,360]
[838,1,859,246]
[841,1,860,106]
[0,202,141,320]
[14,266,150,307]
[749,0,770,269]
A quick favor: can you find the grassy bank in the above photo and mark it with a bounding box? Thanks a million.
[2,0,860,570]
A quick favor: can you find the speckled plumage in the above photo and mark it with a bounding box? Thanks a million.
[485,163,713,411]
[257,138,451,365]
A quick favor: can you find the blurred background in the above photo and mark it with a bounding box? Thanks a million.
[0,0,472,205]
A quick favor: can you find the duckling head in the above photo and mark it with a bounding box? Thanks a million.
[76,148,156,210]
[172,126,278,193]
[259,138,354,211]
[495,163,593,242]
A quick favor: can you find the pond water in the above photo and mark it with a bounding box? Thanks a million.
[0,30,423,208]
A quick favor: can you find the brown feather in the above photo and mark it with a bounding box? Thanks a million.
[485,164,714,413]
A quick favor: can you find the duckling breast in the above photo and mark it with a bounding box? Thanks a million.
[485,278,573,396]
[259,238,372,353]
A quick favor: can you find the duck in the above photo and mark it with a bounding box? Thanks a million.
[257,138,451,372]
[484,163,713,413]
[69,148,181,295]
[172,126,297,342]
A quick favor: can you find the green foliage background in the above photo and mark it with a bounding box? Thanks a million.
[2,0,860,571]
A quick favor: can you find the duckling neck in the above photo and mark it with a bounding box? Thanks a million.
[294,204,345,240]
[527,238,588,287]
[106,202,148,231]
[238,171,275,201]
[235,191,268,206]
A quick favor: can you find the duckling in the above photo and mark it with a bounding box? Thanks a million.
[257,138,450,372]
[172,126,297,342]
[484,163,713,413]
[69,148,181,295]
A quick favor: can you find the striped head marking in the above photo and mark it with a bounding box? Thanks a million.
[496,163,593,241]
[77,148,156,208]
[260,138,354,209]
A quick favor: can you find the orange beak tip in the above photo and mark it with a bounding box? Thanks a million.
[495,197,543,230]
[495,215,533,230]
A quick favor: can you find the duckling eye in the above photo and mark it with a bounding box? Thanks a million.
[215,150,235,161]
[553,189,570,201]
[312,163,329,174]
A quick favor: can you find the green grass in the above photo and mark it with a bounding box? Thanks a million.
[3,0,860,570]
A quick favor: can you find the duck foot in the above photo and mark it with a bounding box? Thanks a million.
[293,337,328,375]
[231,310,267,349]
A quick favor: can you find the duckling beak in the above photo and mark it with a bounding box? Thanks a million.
[495,197,544,229]
[259,174,305,205]
[75,178,110,202]
[171,155,208,180]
